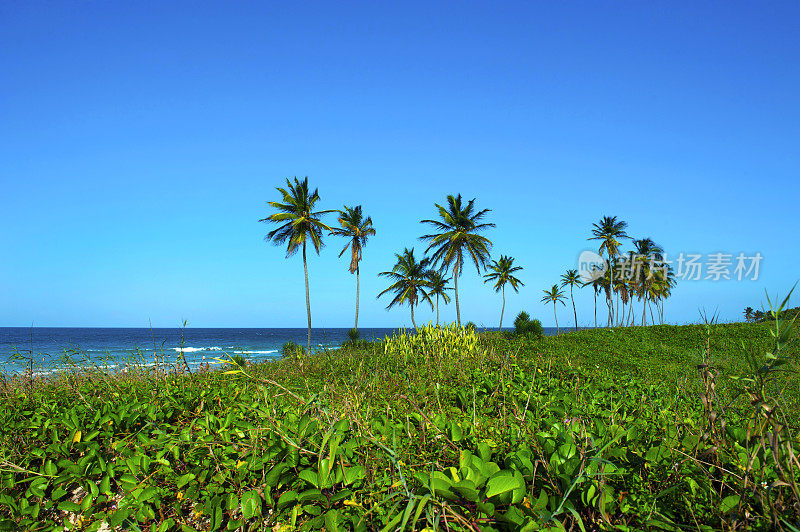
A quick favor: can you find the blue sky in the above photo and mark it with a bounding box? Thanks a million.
[1,1,798,328]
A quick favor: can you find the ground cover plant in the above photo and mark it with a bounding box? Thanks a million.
[0,312,798,531]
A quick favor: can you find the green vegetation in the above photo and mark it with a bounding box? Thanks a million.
[3,312,797,531]
[513,312,543,338]
[280,341,304,359]
[746,305,800,323]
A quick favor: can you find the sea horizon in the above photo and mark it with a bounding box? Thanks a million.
[0,325,569,376]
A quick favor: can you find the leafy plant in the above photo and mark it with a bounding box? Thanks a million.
[281,340,304,359]
[514,311,544,337]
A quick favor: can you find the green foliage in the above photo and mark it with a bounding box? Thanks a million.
[342,329,371,350]
[464,321,477,332]
[514,311,544,337]
[1,321,797,530]
[230,354,247,368]
[281,340,304,358]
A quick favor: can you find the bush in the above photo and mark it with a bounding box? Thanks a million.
[343,328,371,350]
[514,311,543,337]
[281,341,304,358]
[231,354,247,367]
[464,321,477,332]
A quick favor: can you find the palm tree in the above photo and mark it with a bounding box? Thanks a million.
[744,306,754,323]
[589,216,630,327]
[420,194,495,327]
[583,265,605,328]
[330,205,376,332]
[427,270,452,327]
[541,284,567,334]
[560,269,581,330]
[260,177,334,355]
[483,255,524,330]
[378,248,434,330]
[632,238,664,326]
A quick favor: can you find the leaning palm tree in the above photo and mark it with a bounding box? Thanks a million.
[259,177,333,356]
[420,194,495,327]
[589,216,630,327]
[427,270,452,327]
[330,205,376,332]
[541,284,567,334]
[378,248,434,330]
[560,269,581,330]
[483,255,524,330]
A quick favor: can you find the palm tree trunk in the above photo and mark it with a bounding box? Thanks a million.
[436,295,440,327]
[454,260,461,327]
[355,265,360,331]
[410,303,417,331]
[593,290,597,328]
[553,302,559,334]
[499,285,505,331]
[608,258,615,327]
[570,285,577,330]
[303,242,311,356]
[642,292,647,327]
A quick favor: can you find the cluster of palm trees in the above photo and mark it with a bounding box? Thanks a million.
[261,178,676,354]
[260,178,525,353]
[377,194,526,332]
[543,216,676,332]
[260,177,376,354]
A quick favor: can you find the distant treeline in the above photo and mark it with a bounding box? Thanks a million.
[744,305,800,323]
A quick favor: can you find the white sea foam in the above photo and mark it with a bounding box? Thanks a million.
[170,346,223,353]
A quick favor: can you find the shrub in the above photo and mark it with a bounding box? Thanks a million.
[231,354,247,367]
[384,323,479,361]
[342,329,371,350]
[464,321,477,332]
[514,311,544,337]
[281,341,304,358]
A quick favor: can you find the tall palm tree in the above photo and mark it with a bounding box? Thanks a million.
[260,177,333,355]
[653,264,676,325]
[330,205,376,332]
[483,255,524,330]
[378,248,434,330]
[541,284,567,334]
[744,307,754,323]
[632,237,664,327]
[420,194,495,327]
[427,270,452,327]
[589,216,630,327]
[560,269,581,330]
[583,265,605,328]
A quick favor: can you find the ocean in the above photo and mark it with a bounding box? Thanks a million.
[0,326,561,376]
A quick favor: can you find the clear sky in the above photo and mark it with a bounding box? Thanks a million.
[1,1,798,328]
